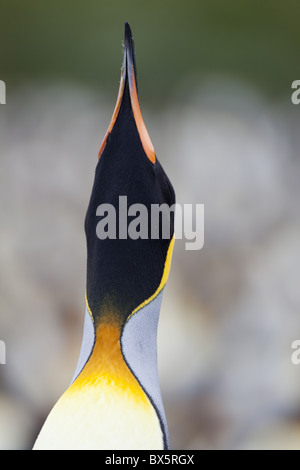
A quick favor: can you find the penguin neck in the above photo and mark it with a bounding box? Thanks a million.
[75,300,159,389]
[71,297,169,447]
[37,301,167,450]
[71,317,145,398]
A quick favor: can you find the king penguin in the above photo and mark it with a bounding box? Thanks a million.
[33,22,175,450]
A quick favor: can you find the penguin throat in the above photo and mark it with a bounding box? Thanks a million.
[69,320,144,397]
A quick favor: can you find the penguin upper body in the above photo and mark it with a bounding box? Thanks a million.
[33,23,175,451]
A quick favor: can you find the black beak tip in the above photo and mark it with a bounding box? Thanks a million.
[123,21,137,90]
[124,21,134,56]
[124,21,132,41]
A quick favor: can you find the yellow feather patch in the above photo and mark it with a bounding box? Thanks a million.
[33,321,163,450]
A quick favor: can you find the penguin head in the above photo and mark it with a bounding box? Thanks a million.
[84,23,175,327]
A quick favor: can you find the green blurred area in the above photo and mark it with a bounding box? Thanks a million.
[1,0,300,104]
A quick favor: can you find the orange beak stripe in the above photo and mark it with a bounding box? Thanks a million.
[98,67,126,159]
[98,45,155,164]
[128,65,155,164]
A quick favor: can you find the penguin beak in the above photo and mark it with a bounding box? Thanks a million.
[98,22,155,164]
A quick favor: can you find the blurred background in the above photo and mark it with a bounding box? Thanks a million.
[0,0,300,450]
